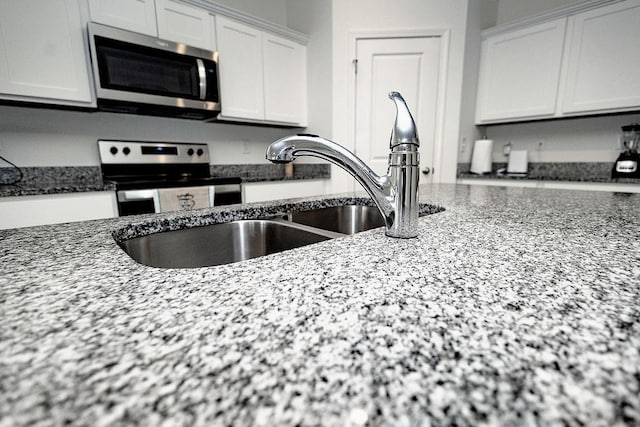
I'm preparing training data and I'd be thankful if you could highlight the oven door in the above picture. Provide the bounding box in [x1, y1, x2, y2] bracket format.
[116, 184, 242, 216]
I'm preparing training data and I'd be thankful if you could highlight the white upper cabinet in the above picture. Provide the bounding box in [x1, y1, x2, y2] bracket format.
[216, 16, 265, 121]
[0, 0, 94, 106]
[476, 0, 640, 124]
[216, 16, 307, 126]
[560, 0, 640, 114]
[263, 33, 307, 125]
[475, 19, 567, 123]
[88, 0, 158, 36]
[155, 0, 216, 51]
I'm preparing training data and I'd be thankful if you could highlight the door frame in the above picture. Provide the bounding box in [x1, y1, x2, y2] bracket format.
[348, 29, 450, 183]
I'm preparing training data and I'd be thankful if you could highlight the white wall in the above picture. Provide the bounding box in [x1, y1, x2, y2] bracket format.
[286, 0, 332, 139]
[330, 0, 471, 190]
[213, 0, 288, 26]
[0, 106, 294, 166]
[457, 0, 498, 165]
[495, 0, 581, 25]
[486, 112, 640, 163]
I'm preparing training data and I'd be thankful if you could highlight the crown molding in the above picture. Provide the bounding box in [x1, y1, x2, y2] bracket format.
[178, 0, 309, 45]
[482, 0, 623, 38]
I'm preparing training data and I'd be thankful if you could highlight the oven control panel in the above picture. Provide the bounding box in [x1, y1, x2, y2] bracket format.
[98, 140, 210, 164]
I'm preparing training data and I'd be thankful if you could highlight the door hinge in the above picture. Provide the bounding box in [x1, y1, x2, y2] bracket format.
[352, 58, 358, 74]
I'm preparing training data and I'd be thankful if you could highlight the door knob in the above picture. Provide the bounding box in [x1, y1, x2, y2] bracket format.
[422, 167, 431, 175]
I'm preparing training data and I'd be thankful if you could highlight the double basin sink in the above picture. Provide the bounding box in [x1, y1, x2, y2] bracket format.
[119, 203, 436, 268]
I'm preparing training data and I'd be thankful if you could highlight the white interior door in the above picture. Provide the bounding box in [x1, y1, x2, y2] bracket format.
[355, 36, 441, 183]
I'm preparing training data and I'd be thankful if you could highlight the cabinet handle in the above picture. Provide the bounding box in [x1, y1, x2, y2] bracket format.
[196, 58, 207, 100]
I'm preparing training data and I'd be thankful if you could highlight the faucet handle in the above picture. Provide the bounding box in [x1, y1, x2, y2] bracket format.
[388, 91, 419, 148]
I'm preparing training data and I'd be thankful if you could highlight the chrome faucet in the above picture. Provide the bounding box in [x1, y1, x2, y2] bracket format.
[266, 91, 420, 238]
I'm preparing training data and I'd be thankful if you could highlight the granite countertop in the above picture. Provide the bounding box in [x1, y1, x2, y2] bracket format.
[1, 184, 639, 426]
[0, 164, 331, 198]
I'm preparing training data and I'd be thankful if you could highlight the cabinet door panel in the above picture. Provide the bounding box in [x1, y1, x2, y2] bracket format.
[561, 0, 640, 113]
[475, 19, 566, 123]
[263, 34, 306, 125]
[216, 16, 264, 120]
[156, 0, 215, 51]
[0, 0, 93, 104]
[88, 0, 158, 36]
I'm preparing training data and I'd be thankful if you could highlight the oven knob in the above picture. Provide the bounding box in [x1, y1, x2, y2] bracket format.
[187, 148, 195, 156]
[123, 147, 131, 155]
[197, 148, 204, 156]
[110, 146, 118, 155]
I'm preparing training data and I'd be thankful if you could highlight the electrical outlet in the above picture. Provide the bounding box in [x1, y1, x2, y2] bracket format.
[460, 137, 467, 154]
[503, 142, 512, 156]
[242, 140, 250, 155]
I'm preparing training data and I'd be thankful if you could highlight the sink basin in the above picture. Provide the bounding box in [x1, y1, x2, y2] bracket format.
[119, 219, 338, 268]
[289, 205, 384, 235]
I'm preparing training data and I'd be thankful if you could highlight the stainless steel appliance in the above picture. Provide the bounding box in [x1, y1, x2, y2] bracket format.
[88, 23, 220, 120]
[613, 123, 640, 179]
[99, 140, 241, 216]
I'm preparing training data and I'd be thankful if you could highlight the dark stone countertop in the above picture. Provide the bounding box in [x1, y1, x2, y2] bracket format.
[0, 164, 331, 197]
[1, 184, 639, 426]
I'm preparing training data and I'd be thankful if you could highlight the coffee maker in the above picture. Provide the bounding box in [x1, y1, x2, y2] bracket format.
[612, 123, 640, 179]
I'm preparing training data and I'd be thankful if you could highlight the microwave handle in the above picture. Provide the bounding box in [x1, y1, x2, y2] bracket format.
[196, 58, 207, 101]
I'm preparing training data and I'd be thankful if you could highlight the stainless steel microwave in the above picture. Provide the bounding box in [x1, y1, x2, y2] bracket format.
[88, 23, 221, 120]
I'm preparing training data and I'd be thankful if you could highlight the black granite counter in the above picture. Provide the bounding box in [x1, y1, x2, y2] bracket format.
[1, 184, 639, 426]
[0, 164, 331, 197]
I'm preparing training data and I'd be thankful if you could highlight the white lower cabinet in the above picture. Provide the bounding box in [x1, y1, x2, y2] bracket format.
[0, 0, 94, 106]
[0, 192, 118, 230]
[457, 179, 640, 194]
[243, 180, 327, 203]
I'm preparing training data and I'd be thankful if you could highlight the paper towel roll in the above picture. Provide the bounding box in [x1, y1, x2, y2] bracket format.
[470, 139, 493, 174]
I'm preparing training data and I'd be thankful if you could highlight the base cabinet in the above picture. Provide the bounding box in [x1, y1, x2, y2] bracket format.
[243, 180, 327, 203]
[0, 192, 118, 230]
[457, 179, 640, 193]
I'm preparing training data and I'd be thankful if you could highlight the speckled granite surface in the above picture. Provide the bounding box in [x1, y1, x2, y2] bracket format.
[1, 184, 639, 426]
[457, 162, 640, 184]
[0, 164, 330, 198]
[0, 166, 115, 196]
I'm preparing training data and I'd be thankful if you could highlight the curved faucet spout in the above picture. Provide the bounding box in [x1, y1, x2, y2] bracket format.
[266, 91, 420, 238]
[266, 134, 395, 220]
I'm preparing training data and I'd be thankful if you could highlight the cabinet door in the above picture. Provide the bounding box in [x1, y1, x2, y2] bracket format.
[216, 16, 265, 121]
[243, 180, 326, 203]
[263, 33, 306, 125]
[0, 0, 93, 105]
[561, 0, 640, 114]
[156, 0, 215, 51]
[475, 19, 567, 123]
[0, 192, 118, 230]
[88, 0, 158, 36]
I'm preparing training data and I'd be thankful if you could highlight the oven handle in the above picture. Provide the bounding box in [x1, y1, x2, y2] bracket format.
[196, 58, 207, 101]
[117, 189, 160, 210]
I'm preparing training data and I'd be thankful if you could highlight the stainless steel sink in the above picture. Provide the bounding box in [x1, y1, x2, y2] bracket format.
[119, 219, 339, 268]
[288, 205, 384, 235]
